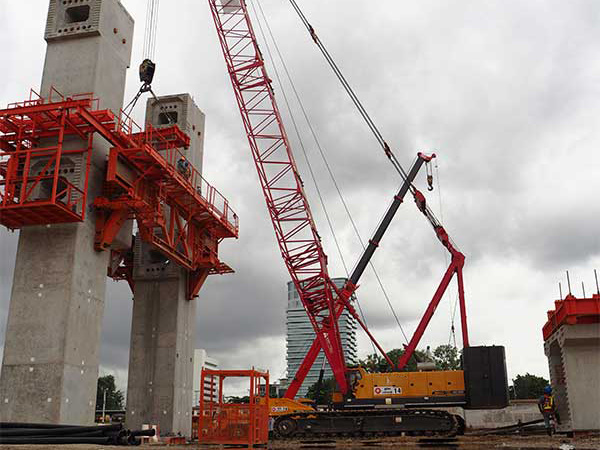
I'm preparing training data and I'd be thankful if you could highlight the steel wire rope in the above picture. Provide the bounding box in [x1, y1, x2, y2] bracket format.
[143, 0, 152, 58]
[248, 0, 377, 356]
[143, 0, 160, 61]
[448, 292, 459, 348]
[252, 2, 408, 353]
[252, 0, 410, 349]
[285, 0, 410, 183]
[125, 0, 172, 121]
[150, 0, 160, 60]
[435, 160, 458, 348]
[285, 0, 458, 256]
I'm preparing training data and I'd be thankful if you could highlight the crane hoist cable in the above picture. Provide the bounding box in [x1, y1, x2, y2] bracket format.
[286, 1, 465, 355]
[139, 0, 159, 89]
[249, 0, 378, 355]
[252, 0, 411, 345]
[123, 0, 175, 125]
[448, 292, 459, 348]
[286, 0, 410, 184]
[143, 0, 160, 62]
[435, 160, 459, 348]
[286, 0, 457, 250]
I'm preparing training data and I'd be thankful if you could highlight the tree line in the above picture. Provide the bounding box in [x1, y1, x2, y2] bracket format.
[94, 357, 550, 409]
[305, 345, 549, 404]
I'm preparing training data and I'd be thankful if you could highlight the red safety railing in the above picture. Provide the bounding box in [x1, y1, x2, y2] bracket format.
[107, 109, 239, 237]
[543, 293, 600, 340]
[199, 369, 269, 447]
[0, 90, 100, 228]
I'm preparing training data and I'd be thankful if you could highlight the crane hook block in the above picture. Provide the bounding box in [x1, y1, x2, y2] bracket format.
[427, 174, 434, 191]
[425, 160, 434, 191]
[139, 59, 156, 85]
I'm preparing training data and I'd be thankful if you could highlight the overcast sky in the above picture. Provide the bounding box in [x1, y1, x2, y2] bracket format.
[1, 0, 599, 395]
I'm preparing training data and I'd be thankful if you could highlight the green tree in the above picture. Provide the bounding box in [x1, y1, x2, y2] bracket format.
[306, 378, 336, 404]
[433, 344, 461, 370]
[512, 373, 549, 399]
[96, 375, 124, 411]
[358, 348, 429, 372]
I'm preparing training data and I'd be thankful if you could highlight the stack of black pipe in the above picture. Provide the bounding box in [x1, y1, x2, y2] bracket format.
[0, 422, 156, 446]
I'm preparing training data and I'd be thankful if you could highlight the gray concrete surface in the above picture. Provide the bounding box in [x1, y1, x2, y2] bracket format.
[125, 95, 206, 437]
[462, 401, 542, 429]
[3, 435, 600, 450]
[545, 322, 600, 433]
[144, 93, 206, 171]
[0, 0, 133, 425]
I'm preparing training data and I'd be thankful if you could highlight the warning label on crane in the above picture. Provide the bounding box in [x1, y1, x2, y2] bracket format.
[271, 406, 289, 413]
[373, 386, 402, 396]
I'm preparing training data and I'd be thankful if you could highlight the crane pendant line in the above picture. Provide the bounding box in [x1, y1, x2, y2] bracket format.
[284, 153, 435, 398]
[209, 0, 349, 393]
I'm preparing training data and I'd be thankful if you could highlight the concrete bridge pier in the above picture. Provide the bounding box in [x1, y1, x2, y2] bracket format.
[0, 0, 133, 425]
[125, 95, 206, 437]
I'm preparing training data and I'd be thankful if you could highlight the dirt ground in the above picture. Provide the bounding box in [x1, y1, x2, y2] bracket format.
[0, 435, 598, 450]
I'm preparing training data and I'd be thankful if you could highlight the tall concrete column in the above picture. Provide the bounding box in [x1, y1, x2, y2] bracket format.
[544, 323, 600, 433]
[125, 95, 205, 437]
[0, 0, 133, 424]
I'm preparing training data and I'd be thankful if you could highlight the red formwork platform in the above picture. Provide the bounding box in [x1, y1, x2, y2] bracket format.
[0, 89, 109, 228]
[199, 369, 269, 447]
[543, 293, 600, 340]
[0, 89, 238, 298]
[94, 113, 238, 271]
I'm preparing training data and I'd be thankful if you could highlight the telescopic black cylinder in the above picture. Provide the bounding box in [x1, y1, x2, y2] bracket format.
[350, 157, 426, 285]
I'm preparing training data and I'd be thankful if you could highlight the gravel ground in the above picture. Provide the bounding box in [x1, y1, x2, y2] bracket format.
[0, 435, 598, 449]
[271, 435, 599, 449]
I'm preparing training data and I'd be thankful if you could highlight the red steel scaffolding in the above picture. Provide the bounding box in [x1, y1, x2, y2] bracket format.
[0, 88, 238, 299]
[199, 369, 270, 446]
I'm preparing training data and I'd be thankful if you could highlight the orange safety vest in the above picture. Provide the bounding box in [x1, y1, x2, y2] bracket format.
[542, 395, 554, 411]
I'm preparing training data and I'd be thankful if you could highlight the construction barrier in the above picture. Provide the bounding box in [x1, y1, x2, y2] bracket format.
[199, 369, 269, 446]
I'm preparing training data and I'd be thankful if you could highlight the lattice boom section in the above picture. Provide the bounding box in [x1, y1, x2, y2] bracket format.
[543, 294, 600, 340]
[209, 0, 347, 391]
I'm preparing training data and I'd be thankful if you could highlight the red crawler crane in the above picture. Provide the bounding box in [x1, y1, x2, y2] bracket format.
[208, 0, 470, 399]
[209, 2, 513, 439]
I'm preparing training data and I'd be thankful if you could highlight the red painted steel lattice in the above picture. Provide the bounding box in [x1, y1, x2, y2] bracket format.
[0, 88, 238, 299]
[209, 0, 348, 394]
[543, 293, 600, 340]
[199, 369, 269, 446]
[0, 89, 105, 228]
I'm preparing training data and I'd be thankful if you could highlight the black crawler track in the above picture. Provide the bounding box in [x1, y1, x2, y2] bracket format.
[273, 408, 463, 439]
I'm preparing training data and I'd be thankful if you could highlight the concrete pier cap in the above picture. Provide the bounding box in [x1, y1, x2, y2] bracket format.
[544, 323, 600, 433]
[543, 292, 600, 433]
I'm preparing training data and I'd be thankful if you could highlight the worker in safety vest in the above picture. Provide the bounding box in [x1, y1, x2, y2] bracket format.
[176, 155, 191, 179]
[538, 386, 558, 436]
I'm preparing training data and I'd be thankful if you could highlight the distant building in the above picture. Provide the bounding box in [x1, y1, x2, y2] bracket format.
[274, 378, 290, 399]
[193, 349, 219, 405]
[286, 278, 358, 398]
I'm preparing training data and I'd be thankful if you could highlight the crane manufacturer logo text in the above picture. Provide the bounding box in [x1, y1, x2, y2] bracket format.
[373, 386, 402, 396]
